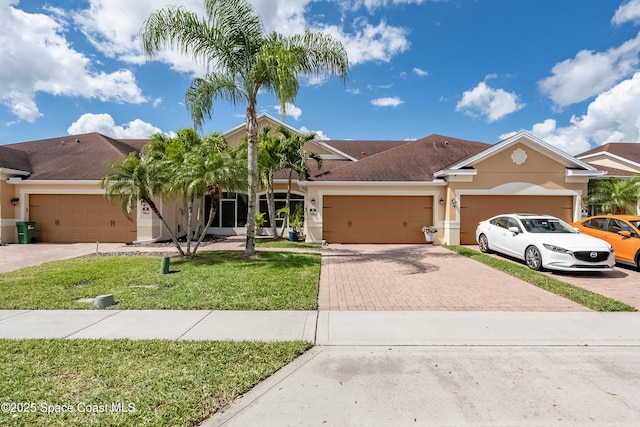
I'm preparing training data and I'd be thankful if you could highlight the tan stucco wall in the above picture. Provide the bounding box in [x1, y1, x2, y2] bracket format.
[0, 178, 18, 243]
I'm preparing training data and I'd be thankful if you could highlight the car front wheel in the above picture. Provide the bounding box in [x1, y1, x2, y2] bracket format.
[525, 246, 543, 270]
[478, 234, 491, 253]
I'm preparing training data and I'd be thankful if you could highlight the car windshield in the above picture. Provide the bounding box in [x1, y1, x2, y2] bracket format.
[521, 218, 576, 234]
[629, 219, 640, 230]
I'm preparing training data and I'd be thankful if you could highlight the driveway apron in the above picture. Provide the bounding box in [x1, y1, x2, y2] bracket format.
[318, 244, 590, 311]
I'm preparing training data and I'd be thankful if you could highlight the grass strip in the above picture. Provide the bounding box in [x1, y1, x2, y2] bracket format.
[0, 251, 320, 310]
[0, 339, 311, 427]
[446, 245, 636, 312]
[249, 238, 322, 249]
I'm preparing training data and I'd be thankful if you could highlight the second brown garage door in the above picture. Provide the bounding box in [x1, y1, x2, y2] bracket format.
[459, 195, 573, 244]
[29, 194, 137, 243]
[323, 195, 433, 243]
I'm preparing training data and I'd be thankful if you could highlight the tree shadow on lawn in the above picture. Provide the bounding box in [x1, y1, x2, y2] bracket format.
[171, 250, 320, 271]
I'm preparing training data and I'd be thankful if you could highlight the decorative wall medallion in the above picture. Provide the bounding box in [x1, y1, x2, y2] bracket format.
[511, 148, 527, 165]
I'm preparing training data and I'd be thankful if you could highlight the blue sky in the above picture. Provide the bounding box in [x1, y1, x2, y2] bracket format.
[2, 0, 640, 155]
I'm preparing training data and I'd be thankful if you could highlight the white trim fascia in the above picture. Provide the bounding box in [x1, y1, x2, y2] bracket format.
[433, 169, 478, 178]
[566, 169, 607, 177]
[578, 151, 640, 171]
[446, 131, 599, 171]
[313, 140, 358, 162]
[0, 168, 30, 177]
[298, 179, 447, 187]
[222, 112, 303, 136]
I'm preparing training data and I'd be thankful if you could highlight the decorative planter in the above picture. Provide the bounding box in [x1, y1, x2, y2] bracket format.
[423, 232, 435, 243]
[289, 231, 300, 242]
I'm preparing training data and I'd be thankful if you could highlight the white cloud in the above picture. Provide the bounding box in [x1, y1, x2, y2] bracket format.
[67, 113, 164, 139]
[0, 2, 146, 122]
[538, 32, 640, 107]
[371, 97, 404, 107]
[300, 126, 330, 140]
[72, 1, 410, 74]
[344, 0, 427, 12]
[413, 67, 428, 77]
[314, 19, 410, 65]
[612, 0, 640, 25]
[274, 103, 303, 120]
[456, 80, 524, 123]
[510, 72, 640, 155]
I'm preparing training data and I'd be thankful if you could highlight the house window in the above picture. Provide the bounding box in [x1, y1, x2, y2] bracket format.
[207, 193, 248, 228]
[259, 193, 304, 228]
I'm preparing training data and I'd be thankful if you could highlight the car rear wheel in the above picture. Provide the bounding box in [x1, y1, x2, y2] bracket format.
[478, 234, 491, 253]
[525, 246, 543, 271]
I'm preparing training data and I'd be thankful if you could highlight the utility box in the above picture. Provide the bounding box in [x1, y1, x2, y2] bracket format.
[16, 221, 36, 244]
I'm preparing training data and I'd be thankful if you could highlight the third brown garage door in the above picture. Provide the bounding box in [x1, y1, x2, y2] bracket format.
[323, 195, 433, 243]
[459, 195, 573, 244]
[29, 194, 137, 243]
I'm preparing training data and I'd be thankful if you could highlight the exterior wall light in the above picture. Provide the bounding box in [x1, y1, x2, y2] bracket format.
[439, 198, 444, 205]
[11, 197, 19, 206]
[451, 198, 458, 208]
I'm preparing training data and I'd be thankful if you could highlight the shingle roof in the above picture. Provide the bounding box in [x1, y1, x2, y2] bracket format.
[322, 140, 409, 160]
[4, 132, 145, 180]
[314, 134, 489, 181]
[0, 145, 31, 173]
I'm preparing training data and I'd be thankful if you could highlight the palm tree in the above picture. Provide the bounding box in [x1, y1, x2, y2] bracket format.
[276, 126, 321, 237]
[142, 0, 348, 254]
[100, 152, 185, 257]
[586, 177, 640, 214]
[146, 128, 248, 256]
[257, 126, 284, 237]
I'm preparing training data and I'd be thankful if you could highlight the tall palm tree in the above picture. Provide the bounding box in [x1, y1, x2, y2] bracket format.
[586, 177, 640, 214]
[101, 152, 185, 257]
[276, 126, 321, 237]
[142, 0, 348, 254]
[257, 126, 284, 237]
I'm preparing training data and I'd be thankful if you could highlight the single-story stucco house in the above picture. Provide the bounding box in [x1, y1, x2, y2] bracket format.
[2, 113, 633, 246]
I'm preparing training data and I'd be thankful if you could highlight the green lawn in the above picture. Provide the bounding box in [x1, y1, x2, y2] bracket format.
[0, 339, 311, 427]
[252, 238, 322, 249]
[0, 251, 320, 310]
[446, 245, 636, 312]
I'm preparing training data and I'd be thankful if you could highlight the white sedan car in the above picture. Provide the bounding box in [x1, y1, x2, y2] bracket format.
[476, 214, 615, 271]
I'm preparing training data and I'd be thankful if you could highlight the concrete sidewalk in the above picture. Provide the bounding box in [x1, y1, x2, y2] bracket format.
[2, 309, 639, 346]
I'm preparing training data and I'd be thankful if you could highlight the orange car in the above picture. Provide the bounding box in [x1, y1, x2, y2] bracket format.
[571, 215, 640, 269]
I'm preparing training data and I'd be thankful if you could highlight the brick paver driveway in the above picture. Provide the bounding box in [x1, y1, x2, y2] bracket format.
[318, 244, 590, 311]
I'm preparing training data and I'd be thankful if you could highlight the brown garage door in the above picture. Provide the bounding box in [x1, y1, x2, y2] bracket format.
[29, 194, 137, 243]
[323, 196, 433, 243]
[459, 195, 573, 244]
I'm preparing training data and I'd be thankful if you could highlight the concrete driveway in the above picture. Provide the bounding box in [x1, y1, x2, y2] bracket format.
[467, 245, 640, 311]
[319, 244, 591, 311]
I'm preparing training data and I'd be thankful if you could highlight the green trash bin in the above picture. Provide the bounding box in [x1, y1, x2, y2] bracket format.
[16, 221, 36, 244]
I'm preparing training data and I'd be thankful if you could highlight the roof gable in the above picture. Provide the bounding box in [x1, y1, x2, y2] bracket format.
[0, 145, 32, 175]
[437, 131, 600, 176]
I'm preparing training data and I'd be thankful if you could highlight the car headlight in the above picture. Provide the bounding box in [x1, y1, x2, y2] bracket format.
[542, 244, 572, 254]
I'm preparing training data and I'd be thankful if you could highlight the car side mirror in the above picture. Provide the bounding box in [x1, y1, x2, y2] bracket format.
[508, 226, 520, 234]
[618, 230, 632, 238]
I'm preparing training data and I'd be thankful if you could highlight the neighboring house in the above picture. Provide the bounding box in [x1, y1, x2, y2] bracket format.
[577, 143, 640, 215]
[0, 113, 606, 245]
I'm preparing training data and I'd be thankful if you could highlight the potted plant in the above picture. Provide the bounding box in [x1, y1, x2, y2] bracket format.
[254, 212, 266, 236]
[422, 225, 437, 243]
[288, 204, 304, 242]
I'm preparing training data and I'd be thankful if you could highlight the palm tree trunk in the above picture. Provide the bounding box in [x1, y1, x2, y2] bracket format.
[246, 106, 258, 255]
[267, 184, 277, 237]
[185, 196, 194, 256]
[193, 186, 220, 254]
[279, 169, 293, 238]
[144, 197, 185, 257]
